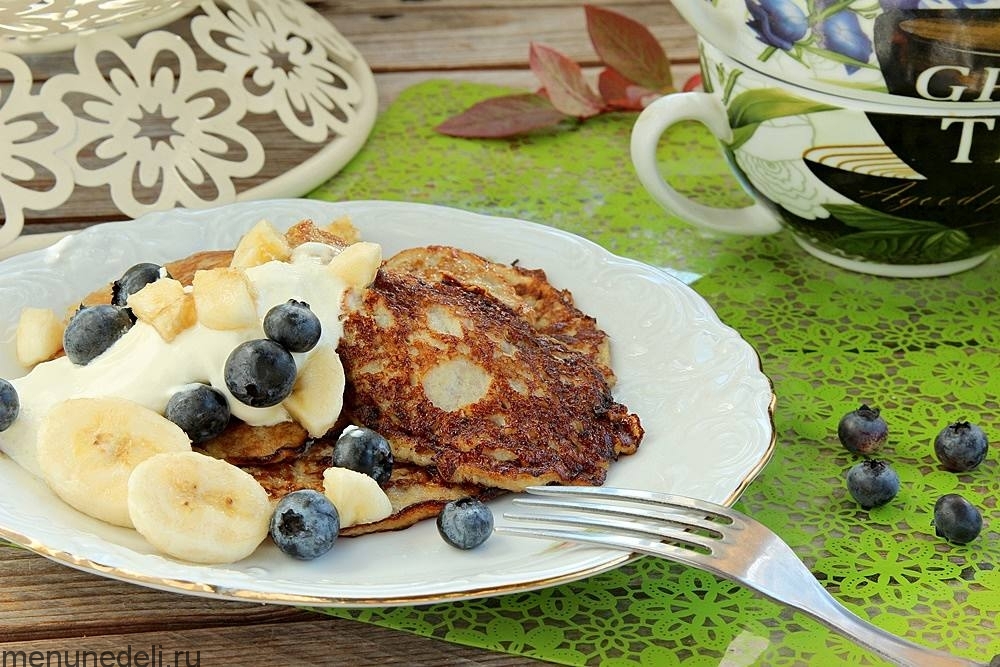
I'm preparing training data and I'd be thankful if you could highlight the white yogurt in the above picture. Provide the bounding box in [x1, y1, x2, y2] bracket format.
[1, 250, 348, 478]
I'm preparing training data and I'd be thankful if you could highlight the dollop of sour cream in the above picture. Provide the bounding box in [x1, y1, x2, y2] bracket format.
[1, 247, 347, 478]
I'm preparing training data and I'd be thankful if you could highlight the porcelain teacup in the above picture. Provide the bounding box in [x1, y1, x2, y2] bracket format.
[630, 39, 1000, 277]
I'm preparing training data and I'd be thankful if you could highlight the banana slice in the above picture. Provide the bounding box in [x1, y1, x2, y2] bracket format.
[191, 267, 258, 330]
[127, 278, 196, 342]
[283, 345, 345, 438]
[128, 451, 271, 563]
[322, 467, 393, 528]
[37, 397, 191, 527]
[325, 216, 361, 244]
[15, 307, 64, 367]
[230, 219, 291, 268]
[328, 242, 382, 289]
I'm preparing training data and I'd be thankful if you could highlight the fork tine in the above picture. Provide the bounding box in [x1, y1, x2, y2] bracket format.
[500, 485, 743, 560]
[510, 496, 727, 538]
[522, 485, 735, 521]
[503, 505, 718, 554]
[495, 524, 716, 568]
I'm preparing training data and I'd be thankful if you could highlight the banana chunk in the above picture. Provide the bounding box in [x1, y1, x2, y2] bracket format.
[230, 219, 291, 269]
[127, 278, 196, 342]
[15, 307, 64, 367]
[322, 467, 393, 528]
[191, 267, 258, 331]
[283, 345, 345, 438]
[328, 242, 382, 289]
[37, 397, 192, 527]
[128, 451, 271, 564]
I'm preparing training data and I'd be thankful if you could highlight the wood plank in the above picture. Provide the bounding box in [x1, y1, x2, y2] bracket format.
[0, 619, 539, 666]
[0, 542, 538, 665]
[315, 4, 699, 71]
[5, 3, 698, 82]
[0, 544, 315, 643]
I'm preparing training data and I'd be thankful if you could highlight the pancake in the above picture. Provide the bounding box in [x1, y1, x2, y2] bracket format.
[198, 420, 312, 466]
[237, 437, 499, 536]
[79, 218, 349, 308]
[79, 250, 232, 309]
[339, 269, 643, 491]
[385, 246, 614, 384]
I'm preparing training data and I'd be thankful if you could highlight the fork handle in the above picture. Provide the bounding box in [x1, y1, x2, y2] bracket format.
[792, 587, 991, 667]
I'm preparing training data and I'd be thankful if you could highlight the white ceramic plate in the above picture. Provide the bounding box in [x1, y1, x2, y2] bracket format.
[0, 200, 775, 606]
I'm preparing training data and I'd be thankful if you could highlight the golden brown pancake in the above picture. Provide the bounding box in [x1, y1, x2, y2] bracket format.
[385, 246, 614, 384]
[198, 420, 311, 466]
[238, 437, 499, 536]
[339, 269, 643, 491]
[77, 250, 232, 309]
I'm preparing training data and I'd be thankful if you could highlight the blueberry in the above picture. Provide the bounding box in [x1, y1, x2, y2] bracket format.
[933, 494, 982, 544]
[333, 425, 393, 486]
[165, 384, 231, 444]
[437, 497, 494, 549]
[837, 404, 888, 456]
[0, 379, 18, 431]
[224, 339, 297, 408]
[112, 262, 169, 307]
[263, 300, 321, 353]
[934, 420, 988, 472]
[63, 304, 133, 365]
[269, 489, 340, 559]
[846, 459, 899, 509]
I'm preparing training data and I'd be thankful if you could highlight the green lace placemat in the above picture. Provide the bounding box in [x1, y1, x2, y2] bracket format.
[309, 80, 755, 276]
[310, 81, 999, 666]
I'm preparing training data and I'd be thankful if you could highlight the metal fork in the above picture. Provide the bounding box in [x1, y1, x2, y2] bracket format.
[498, 486, 993, 667]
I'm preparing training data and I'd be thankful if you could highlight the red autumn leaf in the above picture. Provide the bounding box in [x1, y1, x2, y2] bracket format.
[528, 42, 605, 118]
[682, 73, 703, 92]
[434, 93, 570, 138]
[597, 67, 660, 110]
[597, 67, 631, 105]
[433, 7, 678, 141]
[585, 4, 674, 92]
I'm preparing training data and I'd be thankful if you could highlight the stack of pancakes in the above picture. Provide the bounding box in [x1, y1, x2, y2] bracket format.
[90, 220, 644, 536]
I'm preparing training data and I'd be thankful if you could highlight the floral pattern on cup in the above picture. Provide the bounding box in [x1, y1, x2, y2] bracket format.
[680, 0, 999, 97]
[731, 118, 847, 220]
[746, 0, 874, 75]
[703, 56, 998, 267]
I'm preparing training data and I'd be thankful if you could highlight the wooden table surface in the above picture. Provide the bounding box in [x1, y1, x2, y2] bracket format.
[2, 2, 699, 665]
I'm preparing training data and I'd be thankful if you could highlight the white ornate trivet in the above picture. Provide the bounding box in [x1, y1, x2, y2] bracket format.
[0, 0, 378, 248]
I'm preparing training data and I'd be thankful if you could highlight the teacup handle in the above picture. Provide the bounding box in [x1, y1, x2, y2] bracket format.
[631, 92, 782, 235]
